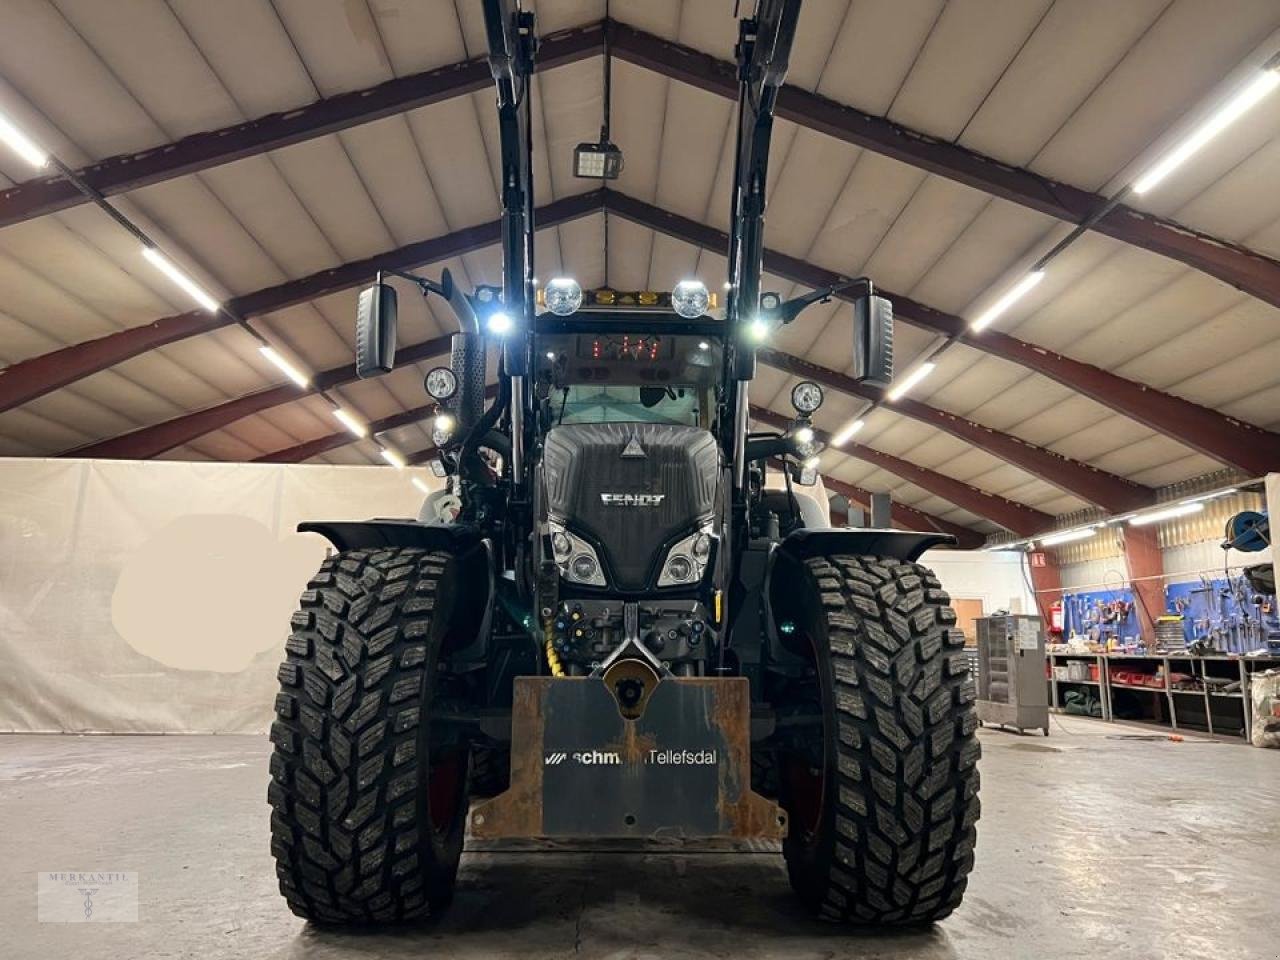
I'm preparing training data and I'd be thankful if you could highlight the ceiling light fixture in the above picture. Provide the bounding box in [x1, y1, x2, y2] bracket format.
[969, 270, 1045, 332]
[1128, 502, 1204, 526]
[1180, 487, 1238, 505]
[142, 246, 220, 312]
[332, 407, 368, 438]
[412, 476, 431, 494]
[380, 447, 406, 469]
[1037, 526, 1098, 547]
[831, 418, 865, 447]
[573, 31, 624, 179]
[0, 110, 48, 168]
[1133, 65, 1280, 194]
[886, 362, 936, 401]
[258, 346, 310, 388]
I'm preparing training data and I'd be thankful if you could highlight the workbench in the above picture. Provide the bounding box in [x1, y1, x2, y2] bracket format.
[1046, 651, 1280, 740]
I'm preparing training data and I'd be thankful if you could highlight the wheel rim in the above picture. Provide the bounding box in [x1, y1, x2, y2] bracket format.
[780, 626, 831, 845]
[427, 747, 466, 838]
[784, 754, 824, 838]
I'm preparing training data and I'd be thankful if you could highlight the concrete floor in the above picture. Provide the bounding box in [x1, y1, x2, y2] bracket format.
[2, 717, 1277, 960]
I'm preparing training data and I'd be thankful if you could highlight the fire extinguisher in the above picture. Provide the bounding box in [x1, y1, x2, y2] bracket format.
[1049, 600, 1064, 634]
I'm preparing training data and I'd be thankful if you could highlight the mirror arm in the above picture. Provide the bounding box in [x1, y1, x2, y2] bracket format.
[378, 267, 480, 334]
[769, 275, 874, 326]
[744, 435, 806, 463]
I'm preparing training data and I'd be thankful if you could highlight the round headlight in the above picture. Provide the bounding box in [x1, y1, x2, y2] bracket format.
[570, 553, 598, 582]
[671, 280, 710, 319]
[665, 555, 694, 582]
[692, 533, 711, 559]
[544, 278, 583, 316]
[791, 380, 824, 414]
[551, 532, 571, 560]
[425, 366, 457, 401]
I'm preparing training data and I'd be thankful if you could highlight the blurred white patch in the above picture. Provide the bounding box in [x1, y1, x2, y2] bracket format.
[111, 515, 326, 672]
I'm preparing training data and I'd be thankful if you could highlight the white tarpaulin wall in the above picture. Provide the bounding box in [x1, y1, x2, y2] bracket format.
[0, 458, 442, 734]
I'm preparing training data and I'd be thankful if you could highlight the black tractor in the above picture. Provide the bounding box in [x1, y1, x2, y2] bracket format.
[267, 0, 979, 928]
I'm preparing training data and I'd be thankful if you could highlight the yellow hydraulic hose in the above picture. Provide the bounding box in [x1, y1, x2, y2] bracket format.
[545, 635, 566, 677]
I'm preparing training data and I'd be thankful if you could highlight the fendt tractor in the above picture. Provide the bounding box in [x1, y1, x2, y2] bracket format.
[267, 0, 980, 929]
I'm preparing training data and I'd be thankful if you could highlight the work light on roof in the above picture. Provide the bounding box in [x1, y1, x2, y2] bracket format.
[544, 278, 583, 316]
[671, 280, 710, 319]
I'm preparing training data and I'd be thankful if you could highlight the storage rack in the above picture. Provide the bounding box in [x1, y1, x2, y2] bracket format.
[1047, 652, 1280, 740]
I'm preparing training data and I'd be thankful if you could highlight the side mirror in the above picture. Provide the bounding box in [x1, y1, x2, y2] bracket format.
[852, 292, 893, 387]
[356, 282, 398, 378]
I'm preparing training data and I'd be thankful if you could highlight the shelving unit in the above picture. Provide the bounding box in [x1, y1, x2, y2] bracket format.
[1047, 652, 1280, 740]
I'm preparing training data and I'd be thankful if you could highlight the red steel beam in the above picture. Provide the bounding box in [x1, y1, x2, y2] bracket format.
[757, 347, 1152, 513]
[607, 191, 1280, 476]
[766, 454, 981, 547]
[261, 383, 500, 464]
[0, 189, 602, 414]
[65, 334, 454, 459]
[254, 404, 436, 464]
[0, 23, 603, 228]
[607, 21, 1280, 310]
[819, 473, 984, 550]
[751, 405, 1052, 537]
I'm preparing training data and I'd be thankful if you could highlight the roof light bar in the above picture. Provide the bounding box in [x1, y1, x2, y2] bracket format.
[0, 110, 48, 168]
[969, 271, 1045, 332]
[380, 447, 406, 469]
[886, 362, 936, 401]
[1128, 502, 1204, 526]
[258, 346, 310, 388]
[1133, 67, 1280, 194]
[831, 418, 865, 447]
[332, 407, 368, 438]
[142, 246, 220, 312]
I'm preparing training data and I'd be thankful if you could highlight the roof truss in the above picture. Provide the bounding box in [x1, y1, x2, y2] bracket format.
[2, 20, 1276, 313]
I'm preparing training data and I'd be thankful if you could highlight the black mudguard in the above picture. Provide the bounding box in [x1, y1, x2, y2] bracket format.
[298, 519, 486, 554]
[778, 527, 956, 563]
[298, 520, 494, 657]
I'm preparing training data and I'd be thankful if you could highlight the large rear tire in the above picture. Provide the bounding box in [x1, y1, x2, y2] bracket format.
[773, 554, 980, 925]
[268, 547, 471, 924]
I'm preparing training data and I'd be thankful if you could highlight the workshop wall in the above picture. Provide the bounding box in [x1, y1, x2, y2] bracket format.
[921, 549, 1037, 619]
[0, 458, 442, 734]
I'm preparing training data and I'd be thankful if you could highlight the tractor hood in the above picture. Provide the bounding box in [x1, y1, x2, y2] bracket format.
[541, 423, 720, 590]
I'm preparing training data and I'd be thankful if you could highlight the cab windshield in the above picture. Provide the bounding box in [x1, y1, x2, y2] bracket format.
[537, 328, 722, 430]
[556, 384, 703, 427]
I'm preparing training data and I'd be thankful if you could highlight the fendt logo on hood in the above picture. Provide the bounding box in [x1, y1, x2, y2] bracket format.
[600, 493, 665, 507]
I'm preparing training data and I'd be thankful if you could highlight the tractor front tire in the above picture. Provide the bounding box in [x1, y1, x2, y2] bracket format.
[774, 554, 980, 925]
[268, 547, 471, 924]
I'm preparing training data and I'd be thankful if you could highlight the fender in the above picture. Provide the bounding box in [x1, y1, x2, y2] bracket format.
[777, 527, 957, 564]
[298, 518, 487, 554]
[299, 519, 495, 659]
